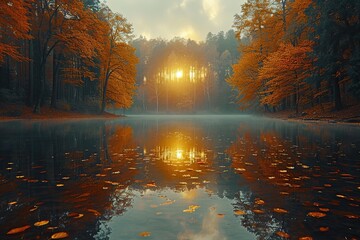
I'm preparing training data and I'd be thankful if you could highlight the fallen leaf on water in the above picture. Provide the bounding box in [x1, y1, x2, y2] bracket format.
[30, 206, 38, 212]
[217, 213, 225, 218]
[273, 208, 288, 214]
[336, 194, 346, 199]
[345, 214, 359, 219]
[160, 200, 175, 206]
[8, 201, 17, 205]
[276, 231, 290, 238]
[234, 210, 246, 215]
[51, 232, 69, 239]
[139, 231, 151, 237]
[7, 225, 31, 235]
[183, 205, 200, 213]
[34, 220, 49, 227]
[299, 237, 313, 240]
[56, 184, 64, 187]
[47, 226, 58, 230]
[255, 199, 265, 205]
[234, 168, 246, 172]
[307, 212, 326, 218]
[319, 208, 330, 212]
[146, 182, 156, 187]
[68, 212, 79, 217]
[88, 209, 101, 216]
[253, 209, 264, 214]
[74, 214, 84, 219]
[319, 227, 329, 232]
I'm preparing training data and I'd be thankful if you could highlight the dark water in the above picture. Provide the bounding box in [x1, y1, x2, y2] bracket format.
[0, 115, 359, 240]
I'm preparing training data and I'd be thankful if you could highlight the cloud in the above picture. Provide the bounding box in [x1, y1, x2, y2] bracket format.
[202, 0, 220, 21]
[106, 0, 246, 41]
[178, 207, 226, 240]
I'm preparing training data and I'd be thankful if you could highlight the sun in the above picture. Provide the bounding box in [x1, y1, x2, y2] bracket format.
[176, 70, 183, 79]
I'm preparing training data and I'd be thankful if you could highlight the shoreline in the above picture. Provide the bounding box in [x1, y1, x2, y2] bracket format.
[0, 105, 122, 122]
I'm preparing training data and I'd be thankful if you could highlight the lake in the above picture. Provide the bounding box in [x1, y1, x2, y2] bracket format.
[0, 115, 359, 239]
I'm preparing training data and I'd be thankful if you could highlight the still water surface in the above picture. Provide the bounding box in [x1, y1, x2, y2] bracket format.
[0, 115, 359, 239]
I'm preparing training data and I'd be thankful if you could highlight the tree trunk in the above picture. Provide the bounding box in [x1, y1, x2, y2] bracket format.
[50, 50, 58, 108]
[334, 77, 342, 110]
[100, 74, 110, 113]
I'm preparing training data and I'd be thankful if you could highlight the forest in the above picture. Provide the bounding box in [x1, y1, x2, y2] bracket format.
[0, 0, 137, 115]
[228, 0, 360, 115]
[130, 31, 239, 113]
[0, 0, 359, 116]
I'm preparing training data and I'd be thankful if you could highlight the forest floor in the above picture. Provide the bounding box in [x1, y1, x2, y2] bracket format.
[264, 103, 360, 125]
[0, 104, 120, 121]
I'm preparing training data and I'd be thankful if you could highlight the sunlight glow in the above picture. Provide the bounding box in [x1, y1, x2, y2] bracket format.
[176, 149, 183, 159]
[176, 70, 183, 79]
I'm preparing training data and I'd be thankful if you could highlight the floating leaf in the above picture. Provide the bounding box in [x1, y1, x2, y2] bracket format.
[307, 212, 326, 218]
[47, 226, 58, 230]
[30, 206, 38, 212]
[255, 199, 265, 205]
[273, 208, 288, 214]
[234, 210, 246, 215]
[139, 231, 151, 237]
[87, 209, 101, 216]
[276, 231, 290, 238]
[34, 220, 49, 227]
[345, 214, 359, 219]
[160, 200, 175, 206]
[319, 208, 330, 212]
[336, 194, 346, 199]
[8, 201, 17, 205]
[299, 237, 313, 240]
[7, 225, 30, 235]
[217, 213, 225, 218]
[183, 205, 200, 213]
[74, 214, 84, 219]
[319, 227, 329, 232]
[146, 182, 156, 187]
[253, 209, 265, 214]
[51, 232, 69, 239]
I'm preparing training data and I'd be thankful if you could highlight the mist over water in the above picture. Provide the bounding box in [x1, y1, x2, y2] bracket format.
[0, 115, 359, 239]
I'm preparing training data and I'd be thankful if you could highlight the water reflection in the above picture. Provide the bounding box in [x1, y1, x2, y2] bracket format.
[0, 116, 359, 239]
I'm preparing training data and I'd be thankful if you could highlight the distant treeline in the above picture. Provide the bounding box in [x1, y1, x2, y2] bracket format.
[130, 30, 240, 113]
[0, 0, 137, 114]
[228, 0, 360, 113]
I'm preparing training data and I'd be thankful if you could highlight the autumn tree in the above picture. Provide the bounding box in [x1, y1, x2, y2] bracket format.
[0, 0, 32, 63]
[259, 41, 313, 113]
[29, 0, 102, 112]
[98, 9, 137, 113]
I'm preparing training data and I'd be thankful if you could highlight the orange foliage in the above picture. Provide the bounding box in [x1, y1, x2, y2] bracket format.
[98, 10, 138, 111]
[227, 52, 263, 109]
[0, 0, 32, 62]
[259, 41, 313, 106]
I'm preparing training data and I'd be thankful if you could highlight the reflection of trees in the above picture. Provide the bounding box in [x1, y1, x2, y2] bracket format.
[226, 122, 360, 239]
[0, 121, 136, 239]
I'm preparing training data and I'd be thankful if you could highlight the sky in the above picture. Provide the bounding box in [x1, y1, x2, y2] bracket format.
[106, 0, 246, 42]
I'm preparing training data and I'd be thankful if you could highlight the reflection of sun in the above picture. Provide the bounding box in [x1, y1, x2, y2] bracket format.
[176, 149, 183, 159]
[176, 70, 183, 79]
